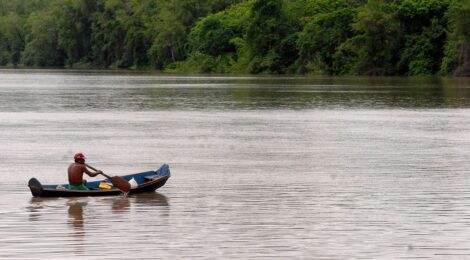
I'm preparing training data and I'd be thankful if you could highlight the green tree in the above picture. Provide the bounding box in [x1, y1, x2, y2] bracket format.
[22, 10, 65, 66]
[398, 18, 446, 75]
[245, 0, 297, 73]
[296, 6, 357, 74]
[54, 0, 96, 67]
[189, 15, 239, 56]
[148, 8, 185, 69]
[396, 0, 449, 75]
[148, 0, 213, 69]
[343, 0, 402, 75]
[118, 0, 158, 68]
[91, 0, 127, 68]
[441, 0, 470, 76]
[207, 0, 243, 13]
[0, 13, 25, 65]
[179, 1, 252, 73]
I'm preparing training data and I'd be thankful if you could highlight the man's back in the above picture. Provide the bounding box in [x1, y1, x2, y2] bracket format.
[68, 163, 85, 186]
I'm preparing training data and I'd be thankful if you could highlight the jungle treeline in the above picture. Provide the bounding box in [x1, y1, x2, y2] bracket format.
[0, 0, 469, 76]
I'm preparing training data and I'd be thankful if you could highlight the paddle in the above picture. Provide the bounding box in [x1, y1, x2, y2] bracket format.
[85, 164, 131, 193]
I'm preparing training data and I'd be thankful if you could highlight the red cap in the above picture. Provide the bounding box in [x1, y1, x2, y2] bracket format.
[74, 153, 86, 160]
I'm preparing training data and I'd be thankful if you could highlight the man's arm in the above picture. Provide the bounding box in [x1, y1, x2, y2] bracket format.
[84, 166, 102, 177]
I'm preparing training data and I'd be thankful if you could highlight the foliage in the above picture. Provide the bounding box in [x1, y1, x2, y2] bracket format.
[0, 14, 25, 65]
[396, 0, 449, 75]
[55, 0, 96, 67]
[296, 6, 358, 74]
[398, 18, 446, 75]
[245, 0, 298, 73]
[347, 0, 402, 75]
[441, 0, 470, 76]
[181, 1, 252, 73]
[0, 0, 466, 76]
[22, 9, 65, 66]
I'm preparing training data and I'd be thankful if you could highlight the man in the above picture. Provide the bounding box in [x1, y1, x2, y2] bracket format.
[68, 153, 103, 190]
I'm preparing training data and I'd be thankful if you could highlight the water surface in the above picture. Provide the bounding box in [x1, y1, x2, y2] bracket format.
[1, 70, 470, 259]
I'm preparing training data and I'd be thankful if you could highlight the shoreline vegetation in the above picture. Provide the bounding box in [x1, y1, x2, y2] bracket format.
[0, 0, 469, 76]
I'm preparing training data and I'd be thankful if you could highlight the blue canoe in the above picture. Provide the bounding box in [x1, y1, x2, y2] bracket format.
[28, 164, 170, 197]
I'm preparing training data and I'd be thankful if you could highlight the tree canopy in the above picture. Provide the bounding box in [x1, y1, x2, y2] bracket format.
[0, 0, 469, 76]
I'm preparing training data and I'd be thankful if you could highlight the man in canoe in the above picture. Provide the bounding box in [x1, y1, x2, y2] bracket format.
[68, 153, 102, 190]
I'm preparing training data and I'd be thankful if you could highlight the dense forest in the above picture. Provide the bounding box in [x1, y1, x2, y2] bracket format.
[0, 0, 469, 76]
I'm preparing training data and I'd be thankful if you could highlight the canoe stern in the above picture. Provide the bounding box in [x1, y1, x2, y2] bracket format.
[28, 178, 44, 197]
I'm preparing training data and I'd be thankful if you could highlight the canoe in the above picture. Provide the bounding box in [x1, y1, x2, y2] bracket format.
[28, 164, 170, 197]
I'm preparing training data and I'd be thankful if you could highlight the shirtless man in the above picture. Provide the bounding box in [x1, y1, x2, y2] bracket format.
[68, 153, 102, 190]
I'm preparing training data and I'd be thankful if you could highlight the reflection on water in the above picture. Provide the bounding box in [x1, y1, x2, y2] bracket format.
[9, 192, 171, 259]
[66, 199, 87, 257]
[111, 197, 130, 212]
[67, 199, 87, 236]
[1, 70, 470, 111]
[133, 192, 169, 206]
[2, 70, 470, 259]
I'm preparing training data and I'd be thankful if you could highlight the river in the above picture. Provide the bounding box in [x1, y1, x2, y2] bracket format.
[1, 69, 470, 259]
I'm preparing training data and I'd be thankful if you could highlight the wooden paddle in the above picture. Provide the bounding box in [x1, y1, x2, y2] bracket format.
[85, 164, 131, 193]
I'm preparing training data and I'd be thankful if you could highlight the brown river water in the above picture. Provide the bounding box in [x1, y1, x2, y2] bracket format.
[1, 70, 470, 259]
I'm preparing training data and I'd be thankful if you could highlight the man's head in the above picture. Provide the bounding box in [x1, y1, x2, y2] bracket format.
[74, 153, 86, 163]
